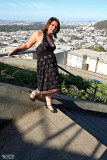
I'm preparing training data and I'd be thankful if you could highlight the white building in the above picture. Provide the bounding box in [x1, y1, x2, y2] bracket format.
[67, 53, 84, 69]
[97, 60, 107, 75]
[67, 49, 107, 76]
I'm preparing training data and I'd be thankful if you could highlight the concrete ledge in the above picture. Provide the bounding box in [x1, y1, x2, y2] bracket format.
[53, 95, 107, 113]
[0, 81, 107, 127]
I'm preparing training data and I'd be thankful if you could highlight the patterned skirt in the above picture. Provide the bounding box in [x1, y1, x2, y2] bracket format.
[37, 53, 61, 94]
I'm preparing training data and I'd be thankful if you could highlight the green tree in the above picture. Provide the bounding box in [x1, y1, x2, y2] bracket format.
[71, 35, 83, 40]
[88, 45, 106, 52]
[13, 39, 18, 43]
[59, 38, 65, 43]
[97, 45, 106, 52]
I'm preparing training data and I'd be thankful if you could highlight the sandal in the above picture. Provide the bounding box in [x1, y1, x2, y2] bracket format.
[45, 103, 57, 113]
[29, 90, 37, 102]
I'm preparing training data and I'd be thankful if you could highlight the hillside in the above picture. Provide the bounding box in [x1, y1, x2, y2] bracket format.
[0, 22, 44, 32]
[94, 20, 107, 30]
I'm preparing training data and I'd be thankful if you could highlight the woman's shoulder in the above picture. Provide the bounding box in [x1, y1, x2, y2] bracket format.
[30, 30, 43, 42]
[33, 30, 43, 37]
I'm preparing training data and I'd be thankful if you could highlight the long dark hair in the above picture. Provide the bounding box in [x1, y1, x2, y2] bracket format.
[42, 17, 60, 38]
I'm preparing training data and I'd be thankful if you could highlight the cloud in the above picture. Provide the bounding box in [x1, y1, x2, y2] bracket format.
[34, 3, 43, 9]
[7, 2, 16, 7]
[33, 2, 51, 9]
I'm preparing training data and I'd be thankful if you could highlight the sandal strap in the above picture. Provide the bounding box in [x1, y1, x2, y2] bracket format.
[31, 92, 36, 96]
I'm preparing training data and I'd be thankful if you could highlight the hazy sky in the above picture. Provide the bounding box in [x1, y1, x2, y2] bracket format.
[0, 0, 107, 22]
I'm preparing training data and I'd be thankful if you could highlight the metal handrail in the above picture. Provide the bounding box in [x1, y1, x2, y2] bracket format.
[58, 65, 107, 102]
[0, 50, 107, 102]
[0, 50, 35, 57]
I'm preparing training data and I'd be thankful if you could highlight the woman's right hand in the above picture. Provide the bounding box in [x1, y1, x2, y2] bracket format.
[6, 48, 16, 56]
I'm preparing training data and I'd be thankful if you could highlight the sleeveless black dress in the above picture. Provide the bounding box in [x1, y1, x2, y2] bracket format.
[36, 32, 61, 93]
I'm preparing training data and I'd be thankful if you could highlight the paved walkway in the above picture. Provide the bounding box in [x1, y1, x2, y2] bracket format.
[0, 82, 107, 160]
[0, 106, 107, 160]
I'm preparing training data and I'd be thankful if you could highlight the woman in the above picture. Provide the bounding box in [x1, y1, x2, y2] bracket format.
[7, 17, 61, 113]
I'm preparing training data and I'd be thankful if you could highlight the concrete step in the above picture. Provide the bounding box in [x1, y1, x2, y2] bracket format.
[53, 95, 107, 113]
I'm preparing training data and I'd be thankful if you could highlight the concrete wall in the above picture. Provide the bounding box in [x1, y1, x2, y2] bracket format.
[55, 51, 68, 65]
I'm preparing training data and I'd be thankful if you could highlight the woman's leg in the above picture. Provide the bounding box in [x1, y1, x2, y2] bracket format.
[29, 89, 57, 112]
[30, 88, 60, 102]
[45, 95, 54, 111]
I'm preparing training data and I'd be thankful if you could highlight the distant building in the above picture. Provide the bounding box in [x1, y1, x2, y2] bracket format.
[67, 49, 107, 76]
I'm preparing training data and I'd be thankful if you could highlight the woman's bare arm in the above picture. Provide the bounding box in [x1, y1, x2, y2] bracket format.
[7, 31, 38, 56]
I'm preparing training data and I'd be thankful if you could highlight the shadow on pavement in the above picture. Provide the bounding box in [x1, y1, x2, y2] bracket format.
[0, 118, 100, 160]
[52, 98, 107, 147]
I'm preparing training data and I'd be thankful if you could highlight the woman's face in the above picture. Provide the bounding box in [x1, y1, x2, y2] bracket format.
[47, 21, 58, 35]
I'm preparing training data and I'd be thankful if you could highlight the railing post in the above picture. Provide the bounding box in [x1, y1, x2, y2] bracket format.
[93, 87, 97, 102]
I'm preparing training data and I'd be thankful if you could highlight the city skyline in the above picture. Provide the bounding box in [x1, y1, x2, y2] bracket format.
[0, 0, 107, 22]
